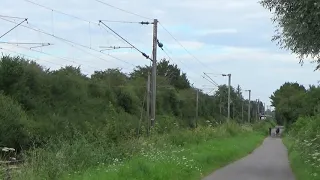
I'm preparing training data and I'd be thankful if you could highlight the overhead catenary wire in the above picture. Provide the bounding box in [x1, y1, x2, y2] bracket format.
[30, 43, 53, 49]
[23, 0, 99, 25]
[0, 17, 136, 67]
[156, 38, 208, 86]
[22, 0, 127, 46]
[2, 43, 102, 71]
[22, 0, 138, 65]
[0, 15, 27, 20]
[0, 42, 52, 45]
[23, 0, 147, 51]
[93, 0, 152, 20]
[2, 43, 131, 73]
[160, 42, 202, 80]
[0, 18, 28, 39]
[4, 1, 218, 95]
[0, 46, 66, 67]
[99, 20, 152, 61]
[202, 75, 219, 87]
[99, 20, 152, 25]
[203, 73, 219, 87]
[158, 21, 222, 74]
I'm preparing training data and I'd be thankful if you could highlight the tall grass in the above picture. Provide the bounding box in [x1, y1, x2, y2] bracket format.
[13, 121, 270, 180]
[63, 133, 263, 180]
[284, 116, 320, 180]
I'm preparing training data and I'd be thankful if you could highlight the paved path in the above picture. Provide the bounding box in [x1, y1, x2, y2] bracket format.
[203, 137, 295, 180]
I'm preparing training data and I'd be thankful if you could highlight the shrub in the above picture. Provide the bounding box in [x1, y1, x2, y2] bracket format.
[287, 115, 320, 178]
[0, 93, 31, 150]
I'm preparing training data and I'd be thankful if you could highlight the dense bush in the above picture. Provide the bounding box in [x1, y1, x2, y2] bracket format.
[271, 82, 320, 179]
[271, 82, 320, 125]
[0, 55, 264, 151]
[0, 93, 31, 149]
[286, 116, 320, 179]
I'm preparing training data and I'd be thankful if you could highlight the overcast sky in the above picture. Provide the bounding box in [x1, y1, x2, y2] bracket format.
[0, 0, 319, 108]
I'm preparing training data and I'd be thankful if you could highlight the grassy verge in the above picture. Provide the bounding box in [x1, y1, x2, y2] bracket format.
[13, 122, 270, 180]
[62, 132, 264, 180]
[283, 137, 320, 180]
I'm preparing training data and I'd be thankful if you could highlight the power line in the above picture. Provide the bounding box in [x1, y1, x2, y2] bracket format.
[99, 20, 152, 61]
[98, 23, 132, 46]
[0, 42, 53, 49]
[203, 73, 219, 87]
[22, 0, 130, 48]
[22, 0, 147, 55]
[2, 43, 101, 71]
[0, 17, 136, 67]
[160, 42, 202, 81]
[0, 15, 26, 20]
[22, 0, 139, 57]
[202, 75, 219, 87]
[158, 21, 221, 74]
[0, 18, 28, 39]
[0, 46, 67, 67]
[22, 0, 98, 25]
[99, 20, 152, 25]
[99, 46, 133, 52]
[157, 39, 210, 86]
[93, 0, 152, 20]
[0, 42, 51, 45]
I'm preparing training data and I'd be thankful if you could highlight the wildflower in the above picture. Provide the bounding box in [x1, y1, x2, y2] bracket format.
[1, 147, 15, 152]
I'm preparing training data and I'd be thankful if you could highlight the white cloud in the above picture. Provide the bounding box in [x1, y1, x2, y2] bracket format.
[196, 29, 238, 35]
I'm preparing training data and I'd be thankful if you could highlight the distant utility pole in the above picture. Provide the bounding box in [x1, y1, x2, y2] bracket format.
[222, 74, 231, 122]
[245, 90, 251, 123]
[195, 89, 199, 128]
[150, 19, 158, 127]
[146, 73, 151, 135]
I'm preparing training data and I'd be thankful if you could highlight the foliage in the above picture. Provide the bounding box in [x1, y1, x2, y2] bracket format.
[271, 82, 320, 179]
[0, 93, 31, 149]
[284, 116, 320, 180]
[270, 82, 320, 125]
[0, 53, 273, 179]
[14, 123, 265, 180]
[0, 55, 264, 151]
[260, 0, 320, 69]
[63, 133, 263, 180]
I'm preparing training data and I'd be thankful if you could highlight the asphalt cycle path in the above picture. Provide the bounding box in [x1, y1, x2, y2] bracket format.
[203, 137, 295, 180]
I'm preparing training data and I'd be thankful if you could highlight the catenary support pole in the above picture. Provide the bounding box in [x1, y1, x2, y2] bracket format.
[151, 19, 158, 127]
[147, 72, 151, 135]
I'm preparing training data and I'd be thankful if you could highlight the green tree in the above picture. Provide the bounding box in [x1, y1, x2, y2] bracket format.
[270, 82, 307, 125]
[130, 59, 190, 89]
[0, 93, 32, 149]
[260, 0, 320, 69]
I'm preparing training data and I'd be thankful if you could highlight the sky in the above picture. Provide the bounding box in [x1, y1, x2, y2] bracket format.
[0, 0, 319, 109]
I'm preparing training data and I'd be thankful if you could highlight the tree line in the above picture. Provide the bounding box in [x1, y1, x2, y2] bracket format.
[0, 55, 264, 150]
[270, 82, 320, 126]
